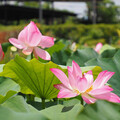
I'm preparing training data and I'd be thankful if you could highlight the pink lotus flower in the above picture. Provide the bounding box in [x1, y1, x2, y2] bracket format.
[50, 61, 120, 104]
[94, 43, 103, 53]
[9, 21, 54, 60]
[0, 44, 4, 61]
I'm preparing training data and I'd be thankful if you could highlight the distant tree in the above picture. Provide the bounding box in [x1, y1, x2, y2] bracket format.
[24, 2, 52, 10]
[87, 0, 120, 23]
[43, 2, 51, 9]
[24, 2, 39, 8]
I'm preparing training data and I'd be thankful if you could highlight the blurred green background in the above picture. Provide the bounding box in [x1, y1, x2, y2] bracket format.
[0, 0, 120, 48]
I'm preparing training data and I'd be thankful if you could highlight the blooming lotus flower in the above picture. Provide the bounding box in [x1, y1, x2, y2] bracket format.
[0, 44, 4, 61]
[94, 43, 103, 53]
[9, 21, 54, 60]
[50, 61, 120, 104]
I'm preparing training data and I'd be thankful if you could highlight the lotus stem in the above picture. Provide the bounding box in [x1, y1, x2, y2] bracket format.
[81, 97, 84, 105]
[31, 52, 33, 59]
[42, 98, 45, 109]
[26, 94, 35, 102]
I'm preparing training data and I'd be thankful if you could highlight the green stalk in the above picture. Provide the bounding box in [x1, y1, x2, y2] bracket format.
[30, 95, 35, 101]
[31, 52, 33, 59]
[53, 98, 59, 104]
[81, 97, 84, 105]
[42, 98, 45, 109]
[57, 99, 60, 104]
[26, 94, 35, 102]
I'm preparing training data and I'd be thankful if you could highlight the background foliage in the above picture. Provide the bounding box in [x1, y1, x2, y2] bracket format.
[0, 24, 120, 47]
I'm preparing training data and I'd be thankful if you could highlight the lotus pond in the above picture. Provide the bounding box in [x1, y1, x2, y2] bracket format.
[0, 22, 120, 120]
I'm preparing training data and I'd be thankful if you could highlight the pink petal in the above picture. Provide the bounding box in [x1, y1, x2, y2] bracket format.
[0, 44, 4, 61]
[28, 32, 42, 47]
[28, 21, 42, 45]
[22, 47, 33, 55]
[57, 88, 78, 98]
[77, 77, 88, 92]
[23, 21, 42, 47]
[34, 47, 50, 60]
[67, 66, 78, 89]
[50, 68, 70, 88]
[28, 21, 40, 34]
[72, 60, 82, 78]
[82, 93, 97, 104]
[0, 44, 2, 54]
[18, 26, 28, 43]
[90, 86, 113, 95]
[67, 66, 73, 73]
[9, 38, 24, 49]
[54, 83, 70, 91]
[39, 36, 54, 48]
[94, 42, 103, 53]
[93, 92, 120, 103]
[84, 70, 93, 88]
[93, 71, 115, 89]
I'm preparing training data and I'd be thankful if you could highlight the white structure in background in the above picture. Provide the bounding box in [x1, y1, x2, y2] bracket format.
[113, 0, 120, 5]
[54, 2, 88, 18]
[0, 0, 119, 23]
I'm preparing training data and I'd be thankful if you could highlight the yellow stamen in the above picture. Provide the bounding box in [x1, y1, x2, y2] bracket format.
[85, 85, 93, 93]
[73, 89, 80, 95]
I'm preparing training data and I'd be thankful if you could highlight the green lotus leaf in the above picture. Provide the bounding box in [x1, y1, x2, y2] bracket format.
[0, 56, 67, 99]
[86, 49, 120, 96]
[67, 48, 98, 66]
[0, 77, 20, 104]
[77, 100, 120, 120]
